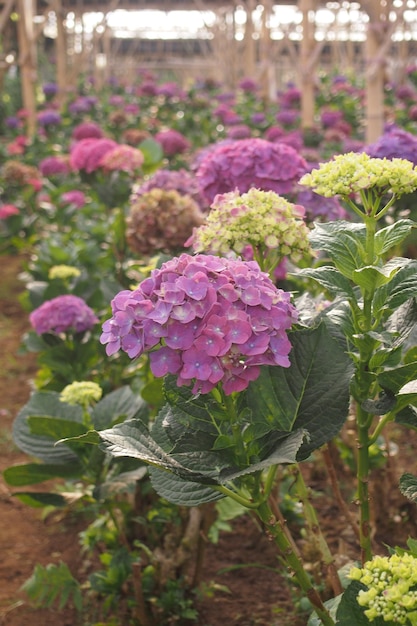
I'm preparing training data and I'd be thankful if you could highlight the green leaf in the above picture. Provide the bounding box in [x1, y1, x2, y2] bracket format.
[377, 362, 417, 393]
[395, 406, 417, 429]
[3, 462, 83, 486]
[336, 580, 386, 625]
[28, 416, 88, 440]
[373, 260, 417, 313]
[244, 324, 353, 458]
[399, 472, 417, 503]
[13, 492, 69, 508]
[352, 264, 399, 292]
[297, 266, 356, 299]
[149, 467, 224, 506]
[374, 219, 416, 255]
[22, 562, 82, 611]
[308, 221, 367, 279]
[12, 392, 83, 464]
[138, 138, 164, 173]
[94, 467, 148, 500]
[90, 386, 147, 430]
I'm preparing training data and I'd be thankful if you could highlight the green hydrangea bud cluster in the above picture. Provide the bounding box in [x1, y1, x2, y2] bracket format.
[48, 265, 81, 280]
[299, 152, 417, 199]
[349, 553, 417, 624]
[189, 188, 312, 265]
[60, 381, 102, 408]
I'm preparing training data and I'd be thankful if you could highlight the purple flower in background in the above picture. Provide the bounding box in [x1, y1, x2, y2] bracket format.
[364, 127, 417, 165]
[70, 137, 118, 173]
[60, 190, 86, 208]
[5, 116, 21, 129]
[68, 97, 96, 114]
[278, 86, 301, 109]
[154, 129, 191, 156]
[250, 112, 266, 125]
[37, 109, 62, 127]
[39, 156, 70, 176]
[238, 78, 259, 93]
[72, 122, 103, 141]
[264, 125, 285, 142]
[42, 82, 58, 98]
[275, 110, 300, 127]
[227, 124, 252, 140]
[138, 81, 159, 97]
[131, 168, 206, 209]
[196, 137, 308, 205]
[100, 254, 298, 395]
[295, 188, 349, 222]
[320, 109, 344, 129]
[30, 295, 98, 335]
[213, 104, 242, 125]
[108, 95, 125, 106]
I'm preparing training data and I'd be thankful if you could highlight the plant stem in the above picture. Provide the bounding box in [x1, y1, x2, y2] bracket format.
[255, 500, 336, 626]
[292, 465, 343, 596]
[356, 404, 373, 564]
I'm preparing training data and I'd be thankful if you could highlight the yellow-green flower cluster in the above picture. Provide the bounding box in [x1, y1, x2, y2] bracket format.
[349, 553, 417, 624]
[48, 265, 81, 280]
[189, 188, 312, 264]
[299, 152, 417, 198]
[60, 381, 102, 408]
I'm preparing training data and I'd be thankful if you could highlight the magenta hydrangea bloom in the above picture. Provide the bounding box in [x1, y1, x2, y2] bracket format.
[60, 190, 86, 208]
[70, 138, 118, 173]
[39, 156, 70, 176]
[154, 129, 191, 156]
[196, 138, 308, 205]
[100, 254, 298, 395]
[30, 295, 98, 335]
[72, 122, 103, 141]
[0, 204, 19, 219]
[131, 168, 206, 210]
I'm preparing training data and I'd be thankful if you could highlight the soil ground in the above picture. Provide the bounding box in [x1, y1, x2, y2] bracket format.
[1, 254, 417, 626]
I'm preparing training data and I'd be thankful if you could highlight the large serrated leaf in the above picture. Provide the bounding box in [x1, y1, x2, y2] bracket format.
[3, 462, 83, 487]
[336, 580, 386, 625]
[90, 386, 146, 430]
[373, 260, 417, 313]
[244, 324, 353, 458]
[374, 219, 416, 255]
[353, 264, 398, 292]
[377, 362, 417, 394]
[149, 467, 224, 506]
[309, 221, 366, 279]
[399, 473, 417, 503]
[297, 266, 355, 299]
[12, 392, 83, 463]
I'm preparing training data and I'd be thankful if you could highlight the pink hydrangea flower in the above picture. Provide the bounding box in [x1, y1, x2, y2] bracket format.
[99, 144, 144, 173]
[196, 138, 308, 205]
[30, 295, 98, 335]
[154, 129, 191, 156]
[100, 254, 298, 395]
[69, 138, 118, 173]
[72, 122, 103, 140]
[0, 204, 20, 219]
[60, 190, 86, 208]
[39, 156, 70, 176]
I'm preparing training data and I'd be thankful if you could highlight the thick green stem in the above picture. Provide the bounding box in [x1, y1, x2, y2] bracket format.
[255, 500, 336, 626]
[356, 404, 373, 565]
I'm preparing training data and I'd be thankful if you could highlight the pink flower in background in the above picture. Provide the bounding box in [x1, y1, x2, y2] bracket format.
[100, 253, 298, 395]
[196, 138, 308, 205]
[30, 295, 98, 335]
[60, 190, 86, 208]
[39, 156, 70, 176]
[72, 122, 103, 141]
[70, 138, 118, 173]
[226, 125, 252, 140]
[99, 144, 144, 173]
[154, 129, 191, 156]
[0, 204, 20, 219]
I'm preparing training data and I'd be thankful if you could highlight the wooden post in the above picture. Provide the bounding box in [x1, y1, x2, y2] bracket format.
[243, 0, 256, 79]
[16, 0, 37, 137]
[299, 0, 316, 130]
[51, 0, 67, 106]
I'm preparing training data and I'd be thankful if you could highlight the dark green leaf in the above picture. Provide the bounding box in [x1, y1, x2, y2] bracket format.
[336, 581, 386, 625]
[377, 362, 417, 394]
[12, 392, 83, 463]
[3, 462, 82, 486]
[374, 219, 416, 255]
[90, 386, 146, 430]
[297, 267, 355, 299]
[308, 221, 367, 279]
[149, 467, 224, 506]
[395, 406, 417, 429]
[13, 492, 69, 508]
[373, 260, 417, 313]
[28, 416, 87, 440]
[399, 473, 417, 503]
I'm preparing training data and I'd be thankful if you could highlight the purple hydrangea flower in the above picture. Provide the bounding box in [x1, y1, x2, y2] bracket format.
[275, 110, 300, 127]
[72, 122, 103, 141]
[196, 138, 308, 205]
[238, 77, 259, 93]
[131, 168, 206, 210]
[226, 124, 252, 140]
[42, 82, 58, 97]
[154, 129, 191, 156]
[5, 116, 21, 129]
[364, 127, 417, 165]
[60, 190, 86, 208]
[39, 156, 70, 176]
[30, 295, 98, 335]
[100, 254, 298, 395]
[37, 109, 62, 127]
[295, 188, 349, 222]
